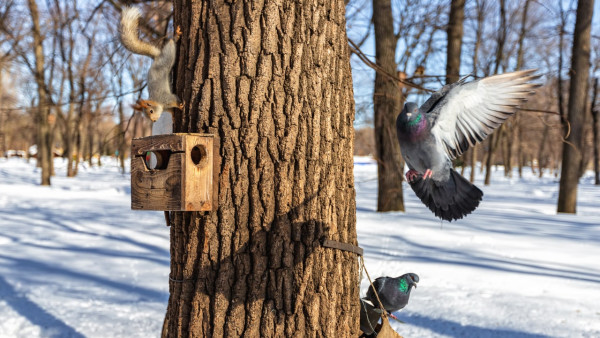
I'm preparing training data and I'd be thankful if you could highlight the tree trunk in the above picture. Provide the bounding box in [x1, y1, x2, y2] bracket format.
[446, 0, 465, 85]
[27, 0, 52, 186]
[470, 144, 477, 182]
[484, 0, 506, 184]
[118, 100, 126, 174]
[493, 0, 506, 75]
[502, 126, 512, 177]
[470, 0, 485, 182]
[484, 134, 500, 185]
[557, 0, 594, 213]
[87, 115, 94, 166]
[373, 0, 405, 212]
[578, 80, 591, 179]
[515, 0, 530, 71]
[516, 120, 523, 178]
[592, 78, 599, 185]
[512, 0, 528, 179]
[164, 1, 359, 336]
[0, 70, 5, 157]
[65, 102, 76, 177]
[557, 1, 568, 130]
[538, 121, 550, 178]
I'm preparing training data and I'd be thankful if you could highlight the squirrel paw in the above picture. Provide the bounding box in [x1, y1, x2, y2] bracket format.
[175, 26, 182, 38]
[178, 101, 185, 110]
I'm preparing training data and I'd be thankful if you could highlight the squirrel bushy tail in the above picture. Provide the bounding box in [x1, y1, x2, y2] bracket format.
[120, 7, 160, 58]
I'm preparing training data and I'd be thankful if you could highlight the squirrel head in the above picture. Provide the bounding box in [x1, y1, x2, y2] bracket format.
[132, 99, 163, 122]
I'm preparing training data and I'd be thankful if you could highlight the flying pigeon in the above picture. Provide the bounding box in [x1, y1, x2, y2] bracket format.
[396, 69, 540, 221]
[365, 273, 419, 313]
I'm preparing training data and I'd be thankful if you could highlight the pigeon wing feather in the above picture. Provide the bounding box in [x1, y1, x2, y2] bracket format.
[428, 69, 540, 159]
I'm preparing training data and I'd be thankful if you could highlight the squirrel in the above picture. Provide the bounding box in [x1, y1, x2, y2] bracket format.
[119, 7, 183, 122]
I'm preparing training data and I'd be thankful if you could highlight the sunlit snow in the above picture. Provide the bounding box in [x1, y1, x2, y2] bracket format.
[1, 156, 599, 337]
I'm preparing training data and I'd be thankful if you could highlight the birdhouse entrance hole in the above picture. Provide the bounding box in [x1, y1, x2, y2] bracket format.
[144, 150, 171, 170]
[190, 145, 208, 168]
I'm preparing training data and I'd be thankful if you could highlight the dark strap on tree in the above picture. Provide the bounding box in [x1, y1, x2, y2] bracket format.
[322, 239, 363, 256]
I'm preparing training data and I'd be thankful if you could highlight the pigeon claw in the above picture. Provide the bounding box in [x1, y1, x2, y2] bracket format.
[423, 169, 433, 180]
[405, 169, 419, 183]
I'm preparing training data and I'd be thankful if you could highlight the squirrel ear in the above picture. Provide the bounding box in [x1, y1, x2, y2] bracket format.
[136, 99, 152, 109]
[131, 103, 143, 111]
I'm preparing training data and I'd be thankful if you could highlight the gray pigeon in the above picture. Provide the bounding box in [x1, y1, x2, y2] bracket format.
[365, 273, 419, 313]
[396, 69, 540, 221]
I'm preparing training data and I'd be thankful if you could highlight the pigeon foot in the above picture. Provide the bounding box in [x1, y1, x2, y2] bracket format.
[423, 169, 433, 180]
[406, 169, 419, 182]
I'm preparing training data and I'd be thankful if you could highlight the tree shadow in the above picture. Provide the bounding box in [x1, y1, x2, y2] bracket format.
[359, 233, 600, 284]
[0, 195, 171, 322]
[395, 312, 549, 337]
[0, 254, 168, 303]
[165, 191, 360, 335]
[0, 276, 85, 338]
[361, 231, 600, 283]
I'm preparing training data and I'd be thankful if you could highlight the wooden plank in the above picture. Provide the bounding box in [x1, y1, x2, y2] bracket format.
[183, 135, 213, 211]
[131, 153, 184, 210]
[131, 134, 184, 155]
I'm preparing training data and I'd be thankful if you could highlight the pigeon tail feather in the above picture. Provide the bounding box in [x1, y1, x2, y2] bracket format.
[409, 169, 483, 221]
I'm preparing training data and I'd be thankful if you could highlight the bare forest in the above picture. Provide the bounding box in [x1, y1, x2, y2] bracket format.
[0, 0, 599, 336]
[0, 0, 598, 208]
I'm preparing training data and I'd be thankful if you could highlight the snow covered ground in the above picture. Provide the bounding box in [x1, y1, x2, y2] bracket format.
[1, 156, 599, 337]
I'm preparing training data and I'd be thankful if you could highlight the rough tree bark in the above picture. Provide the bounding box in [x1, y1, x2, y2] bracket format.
[164, 1, 359, 336]
[373, 0, 405, 212]
[446, 0, 465, 85]
[557, 0, 594, 213]
[27, 0, 52, 186]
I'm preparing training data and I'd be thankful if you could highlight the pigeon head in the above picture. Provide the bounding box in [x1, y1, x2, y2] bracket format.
[401, 102, 420, 121]
[397, 102, 427, 141]
[398, 273, 419, 293]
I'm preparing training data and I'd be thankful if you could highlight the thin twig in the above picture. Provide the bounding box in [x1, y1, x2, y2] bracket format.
[348, 38, 435, 93]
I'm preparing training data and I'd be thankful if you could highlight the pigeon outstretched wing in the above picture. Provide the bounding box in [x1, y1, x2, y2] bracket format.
[427, 69, 540, 159]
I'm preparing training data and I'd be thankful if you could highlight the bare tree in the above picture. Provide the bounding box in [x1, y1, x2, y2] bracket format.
[467, 0, 488, 182]
[163, 1, 359, 336]
[590, 77, 599, 185]
[27, 0, 52, 185]
[506, 0, 532, 179]
[372, 0, 405, 212]
[446, 0, 466, 85]
[484, 0, 507, 186]
[557, 0, 595, 213]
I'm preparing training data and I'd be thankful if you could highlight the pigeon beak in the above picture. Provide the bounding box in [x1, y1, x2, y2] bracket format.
[406, 112, 412, 117]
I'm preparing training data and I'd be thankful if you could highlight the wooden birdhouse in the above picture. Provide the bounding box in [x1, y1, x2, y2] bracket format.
[131, 133, 215, 211]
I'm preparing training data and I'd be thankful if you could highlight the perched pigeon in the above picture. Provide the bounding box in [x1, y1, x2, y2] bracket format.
[396, 70, 540, 221]
[365, 273, 419, 313]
